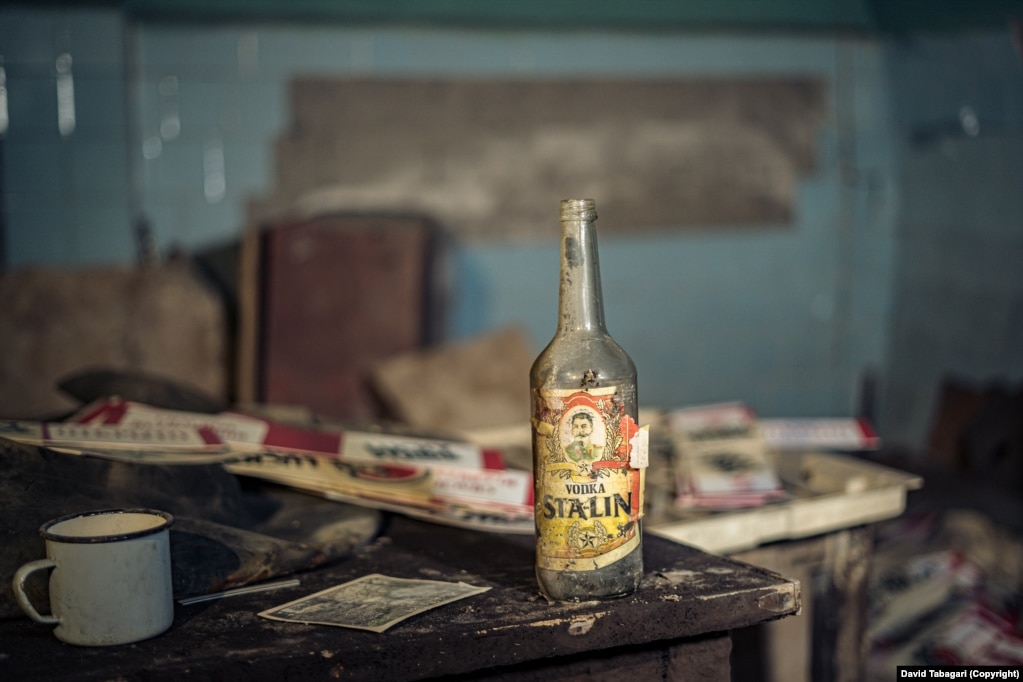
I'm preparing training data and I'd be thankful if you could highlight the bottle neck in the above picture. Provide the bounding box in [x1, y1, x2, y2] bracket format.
[557, 217, 607, 334]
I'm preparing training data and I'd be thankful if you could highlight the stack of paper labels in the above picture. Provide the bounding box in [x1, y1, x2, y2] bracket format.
[667, 402, 787, 510]
[1, 397, 534, 534]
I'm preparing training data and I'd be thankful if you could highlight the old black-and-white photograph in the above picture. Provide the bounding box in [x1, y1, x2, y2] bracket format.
[259, 574, 491, 633]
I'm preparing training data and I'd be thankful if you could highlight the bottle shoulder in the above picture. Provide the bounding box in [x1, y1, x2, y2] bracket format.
[530, 332, 637, 393]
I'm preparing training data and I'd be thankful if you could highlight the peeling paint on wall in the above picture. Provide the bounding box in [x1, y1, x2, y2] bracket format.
[252, 78, 828, 240]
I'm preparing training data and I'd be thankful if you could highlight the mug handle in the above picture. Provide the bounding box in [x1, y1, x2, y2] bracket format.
[12, 559, 58, 625]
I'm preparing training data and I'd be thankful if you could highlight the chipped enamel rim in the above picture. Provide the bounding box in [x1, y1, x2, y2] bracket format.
[40, 508, 174, 544]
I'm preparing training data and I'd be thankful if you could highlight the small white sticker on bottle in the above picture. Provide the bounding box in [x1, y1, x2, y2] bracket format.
[629, 425, 649, 469]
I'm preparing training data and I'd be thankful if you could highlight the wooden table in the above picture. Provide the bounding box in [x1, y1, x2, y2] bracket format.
[2, 515, 800, 681]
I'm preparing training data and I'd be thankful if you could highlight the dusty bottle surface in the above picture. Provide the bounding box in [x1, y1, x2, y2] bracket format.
[530, 198, 644, 601]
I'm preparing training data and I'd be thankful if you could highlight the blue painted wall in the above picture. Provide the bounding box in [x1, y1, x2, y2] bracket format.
[881, 32, 1023, 447]
[2, 6, 1020, 451]
[1, 8, 133, 265]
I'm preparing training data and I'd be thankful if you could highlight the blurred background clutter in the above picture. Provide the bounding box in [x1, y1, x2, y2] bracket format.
[1, 1, 1022, 678]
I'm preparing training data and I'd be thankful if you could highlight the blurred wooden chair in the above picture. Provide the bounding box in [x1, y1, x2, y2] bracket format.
[237, 213, 443, 422]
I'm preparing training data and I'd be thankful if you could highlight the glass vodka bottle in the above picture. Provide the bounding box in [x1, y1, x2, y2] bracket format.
[530, 198, 644, 601]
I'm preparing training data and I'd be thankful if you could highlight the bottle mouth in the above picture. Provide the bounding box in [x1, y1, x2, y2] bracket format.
[560, 199, 597, 222]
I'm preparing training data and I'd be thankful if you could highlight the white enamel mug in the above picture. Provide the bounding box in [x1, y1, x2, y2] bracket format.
[12, 508, 175, 646]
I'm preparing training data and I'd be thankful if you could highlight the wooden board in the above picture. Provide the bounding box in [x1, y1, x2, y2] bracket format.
[0, 263, 227, 419]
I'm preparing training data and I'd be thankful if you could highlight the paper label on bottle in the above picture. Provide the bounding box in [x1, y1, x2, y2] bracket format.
[532, 387, 644, 572]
